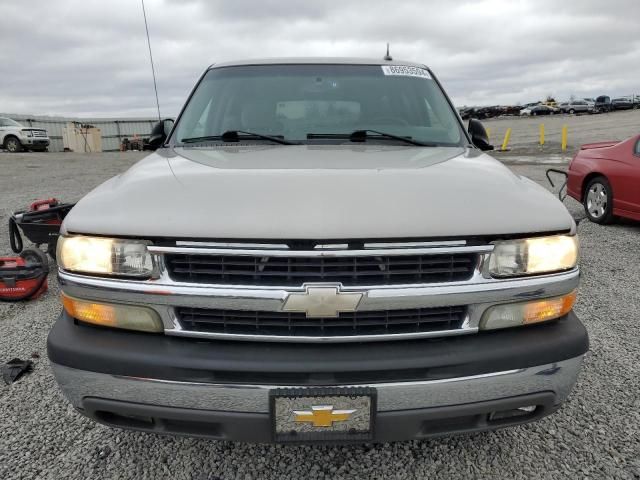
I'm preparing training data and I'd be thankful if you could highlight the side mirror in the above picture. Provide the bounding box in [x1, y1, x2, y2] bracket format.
[468, 118, 494, 151]
[146, 118, 174, 150]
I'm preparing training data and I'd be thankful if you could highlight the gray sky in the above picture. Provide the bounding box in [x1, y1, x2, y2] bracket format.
[1, 0, 638, 117]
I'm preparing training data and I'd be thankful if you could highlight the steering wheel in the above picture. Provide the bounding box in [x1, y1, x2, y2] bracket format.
[367, 116, 410, 126]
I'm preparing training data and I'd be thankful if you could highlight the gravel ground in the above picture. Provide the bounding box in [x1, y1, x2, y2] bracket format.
[1, 151, 639, 480]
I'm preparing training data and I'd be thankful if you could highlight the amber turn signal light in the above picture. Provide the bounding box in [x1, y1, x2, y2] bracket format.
[523, 291, 577, 325]
[480, 290, 577, 330]
[61, 293, 163, 333]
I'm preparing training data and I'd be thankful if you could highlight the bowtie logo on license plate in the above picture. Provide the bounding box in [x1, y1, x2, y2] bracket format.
[282, 286, 363, 317]
[293, 405, 356, 427]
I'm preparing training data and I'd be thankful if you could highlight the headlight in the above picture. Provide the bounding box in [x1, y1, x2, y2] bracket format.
[488, 235, 578, 278]
[62, 293, 163, 333]
[57, 235, 153, 278]
[22, 130, 33, 137]
[480, 291, 577, 330]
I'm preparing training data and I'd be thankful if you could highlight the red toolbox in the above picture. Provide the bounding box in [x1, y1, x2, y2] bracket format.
[0, 249, 49, 301]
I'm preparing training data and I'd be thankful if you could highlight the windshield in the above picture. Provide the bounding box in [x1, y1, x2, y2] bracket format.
[172, 64, 465, 147]
[0, 118, 23, 127]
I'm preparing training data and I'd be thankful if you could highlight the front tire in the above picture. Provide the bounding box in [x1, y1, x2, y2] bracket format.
[569, 109, 575, 114]
[584, 176, 614, 224]
[4, 136, 22, 153]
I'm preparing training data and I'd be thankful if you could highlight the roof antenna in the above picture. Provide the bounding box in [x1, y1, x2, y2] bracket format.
[141, 0, 162, 122]
[383, 43, 392, 61]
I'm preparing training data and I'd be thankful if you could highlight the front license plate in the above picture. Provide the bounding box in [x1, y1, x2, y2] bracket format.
[270, 387, 376, 443]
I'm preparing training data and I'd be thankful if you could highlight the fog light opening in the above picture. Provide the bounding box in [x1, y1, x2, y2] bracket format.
[95, 410, 155, 429]
[488, 405, 539, 422]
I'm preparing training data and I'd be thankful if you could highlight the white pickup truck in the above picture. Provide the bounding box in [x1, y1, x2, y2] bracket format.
[0, 117, 50, 152]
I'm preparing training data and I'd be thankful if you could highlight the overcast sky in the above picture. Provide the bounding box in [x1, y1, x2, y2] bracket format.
[1, 0, 639, 117]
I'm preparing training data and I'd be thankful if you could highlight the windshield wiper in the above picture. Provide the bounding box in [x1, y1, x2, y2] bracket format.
[307, 130, 436, 147]
[181, 130, 298, 145]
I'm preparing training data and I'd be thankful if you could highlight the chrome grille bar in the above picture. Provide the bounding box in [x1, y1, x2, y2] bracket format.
[148, 244, 493, 257]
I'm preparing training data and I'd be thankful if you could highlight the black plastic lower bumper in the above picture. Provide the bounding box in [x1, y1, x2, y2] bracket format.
[48, 310, 588, 386]
[23, 140, 49, 148]
[82, 392, 558, 443]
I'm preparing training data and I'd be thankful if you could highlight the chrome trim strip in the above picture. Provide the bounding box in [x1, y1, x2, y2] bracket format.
[51, 356, 585, 413]
[120, 367, 520, 388]
[175, 241, 290, 249]
[172, 240, 468, 250]
[147, 244, 493, 257]
[364, 240, 467, 248]
[58, 268, 579, 307]
[164, 324, 478, 344]
[313, 243, 349, 250]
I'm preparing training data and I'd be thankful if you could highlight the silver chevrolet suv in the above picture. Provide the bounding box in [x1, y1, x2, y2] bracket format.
[48, 58, 587, 444]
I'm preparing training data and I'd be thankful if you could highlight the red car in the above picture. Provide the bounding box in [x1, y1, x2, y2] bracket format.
[567, 134, 640, 223]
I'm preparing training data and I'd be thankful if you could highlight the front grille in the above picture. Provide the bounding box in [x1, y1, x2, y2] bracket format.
[32, 130, 47, 137]
[165, 252, 477, 286]
[176, 306, 467, 337]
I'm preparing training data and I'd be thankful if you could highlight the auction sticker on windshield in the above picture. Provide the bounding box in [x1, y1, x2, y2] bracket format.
[381, 65, 431, 78]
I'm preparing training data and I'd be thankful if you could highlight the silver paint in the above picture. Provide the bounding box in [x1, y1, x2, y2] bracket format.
[62, 145, 575, 239]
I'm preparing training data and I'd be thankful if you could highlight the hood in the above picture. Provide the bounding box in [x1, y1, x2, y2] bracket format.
[63, 145, 574, 239]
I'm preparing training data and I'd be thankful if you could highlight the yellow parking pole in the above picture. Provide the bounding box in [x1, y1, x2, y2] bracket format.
[501, 128, 512, 151]
[486, 127, 491, 140]
[561, 125, 568, 151]
[539, 124, 545, 146]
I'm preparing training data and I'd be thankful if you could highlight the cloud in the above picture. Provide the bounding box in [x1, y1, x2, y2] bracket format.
[0, 0, 638, 116]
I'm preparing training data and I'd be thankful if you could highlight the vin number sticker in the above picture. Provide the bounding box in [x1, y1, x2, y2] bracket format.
[381, 65, 431, 79]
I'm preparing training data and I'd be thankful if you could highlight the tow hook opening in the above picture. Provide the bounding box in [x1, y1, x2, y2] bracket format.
[488, 405, 539, 423]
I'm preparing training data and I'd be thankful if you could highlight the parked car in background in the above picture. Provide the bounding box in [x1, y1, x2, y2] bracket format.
[567, 134, 640, 223]
[501, 105, 523, 116]
[611, 98, 633, 110]
[0, 117, 50, 152]
[457, 105, 505, 120]
[560, 100, 594, 115]
[594, 96, 612, 113]
[476, 105, 501, 119]
[520, 104, 558, 116]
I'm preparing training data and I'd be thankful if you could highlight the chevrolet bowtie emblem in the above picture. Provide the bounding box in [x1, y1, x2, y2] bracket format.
[293, 405, 356, 427]
[282, 286, 363, 318]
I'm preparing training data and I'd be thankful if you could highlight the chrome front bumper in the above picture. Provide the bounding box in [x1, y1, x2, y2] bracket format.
[52, 356, 584, 414]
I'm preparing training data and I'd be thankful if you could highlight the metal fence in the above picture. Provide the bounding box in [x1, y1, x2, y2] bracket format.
[0, 113, 158, 152]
